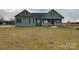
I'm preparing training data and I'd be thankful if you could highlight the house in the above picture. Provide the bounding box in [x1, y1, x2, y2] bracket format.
[15, 9, 64, 26]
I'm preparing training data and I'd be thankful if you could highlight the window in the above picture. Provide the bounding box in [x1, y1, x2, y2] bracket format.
[54, 12, 55, 15]
[44, 20, 48, 23]
[51, 13, 52, 16]
[51, 12, 55, 16]
[24, 12, 27, 15]
[56, 19, 60, 23]
[16, 19, 19, 23]
[29, 18, 31, 24]
[37, 20, 40, 23]
[16, 18, 21, 23]
[33, 19, 34, 24]
[23, 11, 27, 15]
[20, 19, 21, 23]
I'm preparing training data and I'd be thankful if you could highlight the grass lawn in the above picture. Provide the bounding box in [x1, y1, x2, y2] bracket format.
[0, 26, 79, 50]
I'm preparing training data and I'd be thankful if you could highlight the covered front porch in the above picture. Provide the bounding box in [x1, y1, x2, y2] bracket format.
[36, 19, 62, 26]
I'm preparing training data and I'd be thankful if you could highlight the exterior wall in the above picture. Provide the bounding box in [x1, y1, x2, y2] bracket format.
[15, 17, 62, 26]
[15, 17, 36, 26]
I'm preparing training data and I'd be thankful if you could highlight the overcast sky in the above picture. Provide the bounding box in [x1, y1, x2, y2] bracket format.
[0, 9, 79, 22]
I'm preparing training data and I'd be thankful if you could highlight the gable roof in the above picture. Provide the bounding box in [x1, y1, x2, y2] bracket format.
[15, 9, 31, 17]
[48, 9, 64, 19]
[15, 9, 64, 19]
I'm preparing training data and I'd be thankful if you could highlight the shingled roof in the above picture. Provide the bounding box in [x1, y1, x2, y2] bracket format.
[15, 9, 64, 19]
[31, 13, 47, 18]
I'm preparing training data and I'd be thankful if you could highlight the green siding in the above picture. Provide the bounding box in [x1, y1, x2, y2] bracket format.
[15, 9, 64, 26]
[41, 10, 64, 19]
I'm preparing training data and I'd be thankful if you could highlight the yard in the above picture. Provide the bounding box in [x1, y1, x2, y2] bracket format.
[0, 26, 79, 50]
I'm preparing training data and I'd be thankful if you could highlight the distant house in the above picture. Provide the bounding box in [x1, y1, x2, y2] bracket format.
[15, 9, 64, 26]
[4, 20, 15, 25]
[0, 20, 15, 25]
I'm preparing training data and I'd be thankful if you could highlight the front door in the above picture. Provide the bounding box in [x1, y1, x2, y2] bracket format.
[51, 19, 54, 25]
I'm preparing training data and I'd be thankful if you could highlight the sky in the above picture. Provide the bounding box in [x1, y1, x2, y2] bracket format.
[0, 9, 79, 22]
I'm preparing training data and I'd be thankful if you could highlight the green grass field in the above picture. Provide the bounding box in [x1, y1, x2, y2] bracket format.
[0, 26, 79, 50]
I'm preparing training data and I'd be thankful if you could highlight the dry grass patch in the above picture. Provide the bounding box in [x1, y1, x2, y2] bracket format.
[0, 27, 79, 49]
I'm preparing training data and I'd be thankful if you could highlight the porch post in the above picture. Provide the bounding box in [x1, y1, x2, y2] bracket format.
[41, 18, 43, 26]
[54, 19, 56, 26]
[40, 19, 41, 25]
[50, 19, 52, 26]
[50, 19, 53, 26]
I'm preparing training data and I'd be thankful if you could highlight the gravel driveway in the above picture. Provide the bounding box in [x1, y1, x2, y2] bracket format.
[0, 25, 15, 27]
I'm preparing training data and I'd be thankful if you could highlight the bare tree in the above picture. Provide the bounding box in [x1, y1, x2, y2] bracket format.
[10, 18, 15, 21]
[0, 15, 4, 21]
[0, 15, 4, 25]
[5, 18, 15, 25]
